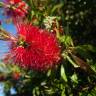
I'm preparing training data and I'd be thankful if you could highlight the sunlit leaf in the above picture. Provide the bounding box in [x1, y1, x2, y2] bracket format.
[47, 69, 51, 77]
[71, 73, 78, 84]
[62, 52, 79, 68]
[59, 35, 73, 47]
[61, 65, 67, 82]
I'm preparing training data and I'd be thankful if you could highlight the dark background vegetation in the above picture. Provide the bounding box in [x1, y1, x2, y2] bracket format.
[0, 0, 96, 96]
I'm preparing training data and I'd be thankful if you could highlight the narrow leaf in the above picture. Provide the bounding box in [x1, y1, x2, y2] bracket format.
[66, 55, 79, 68]
[61, 65, 67, 82]
[0, 27, 11, 40]
[71, 73, 78, 83]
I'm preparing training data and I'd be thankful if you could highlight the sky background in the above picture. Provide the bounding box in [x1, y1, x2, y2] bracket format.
[0, 8, 17, 58]
[0, 4, 17, 95]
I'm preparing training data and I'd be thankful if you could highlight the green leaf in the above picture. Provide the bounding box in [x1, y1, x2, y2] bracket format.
[66, 55, 79, 68]
[0, 62, 10, 73]
[61, 65, 67, 82]
[71, 73, 78, 84]
[47, 69, 51, 77]
[61, 87, 66, 96]
[75, 45, 96, 59]
[32, 87, 40, 96]
[51, 3, 63, 14]
[62, 52, 79, 68]
[76, 45, 96, 53]
[59, 35, 73, 47]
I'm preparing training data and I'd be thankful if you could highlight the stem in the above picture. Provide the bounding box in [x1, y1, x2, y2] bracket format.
[0, 27, 10, 40]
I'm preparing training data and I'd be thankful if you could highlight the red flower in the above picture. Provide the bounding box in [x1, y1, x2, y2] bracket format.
[9, 23, 61, 71]
[9, 0, 21, 4]
[3, 0, 28, 17]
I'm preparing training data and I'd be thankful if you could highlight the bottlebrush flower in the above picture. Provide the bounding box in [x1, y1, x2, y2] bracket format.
[8, 23, 61, 71]
[3, 0, 28, 17]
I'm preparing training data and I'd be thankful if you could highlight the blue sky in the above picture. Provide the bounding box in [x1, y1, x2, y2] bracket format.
[0, 8, 17, 58]
[0, 6, 17, 96]
[0, 83, 5, 96]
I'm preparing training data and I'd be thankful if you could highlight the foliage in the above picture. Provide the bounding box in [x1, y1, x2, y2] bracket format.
[0, 0, 96, 96]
